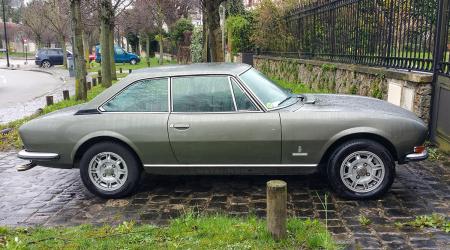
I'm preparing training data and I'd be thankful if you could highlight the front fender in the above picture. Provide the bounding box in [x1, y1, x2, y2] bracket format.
[319, 126, 395, 159]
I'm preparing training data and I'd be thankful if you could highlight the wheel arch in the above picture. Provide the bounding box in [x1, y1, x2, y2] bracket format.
[72, 135, 143, 169]
[319, 132, 398, 168]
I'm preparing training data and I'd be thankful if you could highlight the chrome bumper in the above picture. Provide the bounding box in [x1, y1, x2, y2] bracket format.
[405, 150, 428, 162]
[17, 150, 59, 161]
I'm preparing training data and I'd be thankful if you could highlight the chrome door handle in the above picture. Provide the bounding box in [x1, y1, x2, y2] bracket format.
[170, 123, 190, 129]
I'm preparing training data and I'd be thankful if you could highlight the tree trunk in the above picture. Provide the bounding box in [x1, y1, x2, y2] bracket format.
[205, 0, 225, 62]
[146, 35, 150, 64]
[159, 31, 163, 65]
[60, 36, 67, 69]
[83, 32, 90, 69]
[109, 26, 117, 80]
[202, 8, 209, 62]
[71, 0, 87, 100]
[100, 0, 112, 87]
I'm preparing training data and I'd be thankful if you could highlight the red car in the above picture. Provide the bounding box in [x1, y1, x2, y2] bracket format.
[89, 53, 96, 62]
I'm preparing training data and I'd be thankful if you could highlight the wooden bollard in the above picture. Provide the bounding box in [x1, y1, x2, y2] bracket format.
[128, 69, 132, 74]
[63, 90, 70, 100]
[267, 180, 287, 240]
[98, 76, 102, 84]
[119, 67, 122, 74]
[46, 96, 54, 106]
[92, 78, 97, 86]
[97, 70, 101, 76]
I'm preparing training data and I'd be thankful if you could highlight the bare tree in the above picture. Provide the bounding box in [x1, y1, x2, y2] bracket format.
[42, 0, 70, 68]
[22, 0, 47, 48]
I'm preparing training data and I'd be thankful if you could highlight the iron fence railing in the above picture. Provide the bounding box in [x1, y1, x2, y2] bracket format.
[263, 0, 444, 73]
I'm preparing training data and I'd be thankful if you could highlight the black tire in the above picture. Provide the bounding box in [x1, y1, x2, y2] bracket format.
[80, 142, 141, 198]
[41, 60, 52, 68]
[327, 139, 395, 199]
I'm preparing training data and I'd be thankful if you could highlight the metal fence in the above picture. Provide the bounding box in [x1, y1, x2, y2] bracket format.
[267, 0, 441, 73]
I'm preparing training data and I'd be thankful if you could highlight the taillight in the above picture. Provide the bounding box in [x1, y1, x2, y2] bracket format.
[413, 146, 426, 153]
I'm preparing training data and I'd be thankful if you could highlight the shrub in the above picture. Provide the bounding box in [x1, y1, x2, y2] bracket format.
[170, 18, 194, 43]
[251, 0, 294, 52]
[226, 14, 254, 54]
[191, 26, 203, 63]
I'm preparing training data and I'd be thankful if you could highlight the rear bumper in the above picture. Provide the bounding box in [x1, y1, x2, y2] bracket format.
[17, 150, 59, 161]
[405, 150, 428, 162]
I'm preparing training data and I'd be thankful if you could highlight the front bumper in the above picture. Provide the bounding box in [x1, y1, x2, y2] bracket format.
[17, 150, 59, 161]
[405, 150, 428, 162]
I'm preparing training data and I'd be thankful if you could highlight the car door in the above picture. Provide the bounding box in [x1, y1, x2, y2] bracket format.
[99, 77, 177, 164]
[168, 75, 281, 164]
[47, 49, 60, 65]
[114, 46, 126, 63]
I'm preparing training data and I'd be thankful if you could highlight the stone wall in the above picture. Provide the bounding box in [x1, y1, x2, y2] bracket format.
[254, 55, 433, 123]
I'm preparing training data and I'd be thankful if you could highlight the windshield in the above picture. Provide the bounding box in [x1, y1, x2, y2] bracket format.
[240, 68, 297, 109]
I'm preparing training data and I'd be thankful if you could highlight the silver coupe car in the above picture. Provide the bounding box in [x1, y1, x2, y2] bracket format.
[18, 63, 428, 199]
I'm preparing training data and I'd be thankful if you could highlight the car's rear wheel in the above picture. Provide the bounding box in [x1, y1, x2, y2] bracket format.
[327, 139, 395, 199]
[80, 142, 141, 198]
[41, 60, 52, 68]
[130, 59, 137, 65]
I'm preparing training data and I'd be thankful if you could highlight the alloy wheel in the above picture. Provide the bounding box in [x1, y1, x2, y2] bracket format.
[339, 151, 385, 193]
[88, 152, 128, 191]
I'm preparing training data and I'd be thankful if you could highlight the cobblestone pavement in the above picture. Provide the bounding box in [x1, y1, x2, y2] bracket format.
[0, 151, 449, 249]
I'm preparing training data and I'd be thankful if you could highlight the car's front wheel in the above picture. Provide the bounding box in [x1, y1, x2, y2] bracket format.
[80, 142, 141, 198]
[130, 59, 137, 65]
[327, 139, 395, 199]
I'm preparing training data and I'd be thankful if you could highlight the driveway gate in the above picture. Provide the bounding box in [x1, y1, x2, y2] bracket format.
[431, 0, 450, 152]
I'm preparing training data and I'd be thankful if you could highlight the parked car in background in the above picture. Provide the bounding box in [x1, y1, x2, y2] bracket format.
[35, 48, 72, 68]
[17, 63, 428, 199]
[95, 45, 140, 65]
[89, 53, 96, 62]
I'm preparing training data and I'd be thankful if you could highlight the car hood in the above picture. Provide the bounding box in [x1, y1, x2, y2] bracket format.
[300, 94, 422, 121]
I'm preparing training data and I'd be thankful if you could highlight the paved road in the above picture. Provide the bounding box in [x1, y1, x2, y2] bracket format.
[0, 69, 63, 108]
[0, 68, 74, 124]
[0, 151, 448, 249]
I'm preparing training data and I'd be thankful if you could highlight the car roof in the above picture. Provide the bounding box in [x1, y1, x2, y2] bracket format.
[132, 63, 252, 78]
[84, 63, 253, 109]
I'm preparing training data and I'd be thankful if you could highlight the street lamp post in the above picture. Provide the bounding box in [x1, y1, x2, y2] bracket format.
[24, 39, 28, 65]
[1, 0, 9, 67]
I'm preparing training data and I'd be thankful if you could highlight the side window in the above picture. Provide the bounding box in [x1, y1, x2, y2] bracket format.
[102, 78, 168, 112]
[172, 76, 235, 112]
[115, 47, 125, 55]
[231, 78, 258, 111]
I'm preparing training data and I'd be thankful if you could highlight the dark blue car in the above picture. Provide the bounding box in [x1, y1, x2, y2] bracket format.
[35, 48, 72, 68]
[95, 45, 140, 65]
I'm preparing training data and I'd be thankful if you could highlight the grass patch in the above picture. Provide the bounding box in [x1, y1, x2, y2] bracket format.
[358, 215, 372, 227]
[0, 214, 337, 249]
[395, 214, 450, 233]
[88, 57, 176, 73]
[271, 78, 330, 94]
[0, 51, 30, 58]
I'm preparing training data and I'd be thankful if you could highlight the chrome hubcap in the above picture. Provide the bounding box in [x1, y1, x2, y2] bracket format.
[88, 152, 128, 191]
[340, 151, 385, 193]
